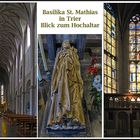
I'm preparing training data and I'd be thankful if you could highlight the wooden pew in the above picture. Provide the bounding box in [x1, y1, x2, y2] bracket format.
[1, 112, 37, 137]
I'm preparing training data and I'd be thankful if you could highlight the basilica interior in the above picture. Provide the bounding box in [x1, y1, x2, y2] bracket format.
[104, 3, 140, 137]
[2, 2, 140, 138]
[0, 3, 37, 137]
[38, 34, 102, 137]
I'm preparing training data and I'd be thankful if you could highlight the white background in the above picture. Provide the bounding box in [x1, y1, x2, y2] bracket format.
[37, 1, 103, 34]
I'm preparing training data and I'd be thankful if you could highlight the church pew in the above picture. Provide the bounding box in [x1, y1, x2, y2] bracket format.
[1, 113, 36, 137]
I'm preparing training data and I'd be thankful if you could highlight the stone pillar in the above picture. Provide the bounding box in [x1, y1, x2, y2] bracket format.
[122, 25, 129, 93]
[15, 94, 17, 114]
[25, 88, 31, 115]
[30, 87, 32, 115]
[38, 35, 48, 71]
[13, 57, 16, 113]
[9, 67, 13, 111]
[46, 35, 56, 61]
[22, 31, 26, 114]
[76, 35, 86, 60]
[30, 6, 37, 116]
[17, 45, 20, 114]
[117, 19, 129, 94]
[117, 23, 122, 94]
[19, 87, 22, 114]
[23, 91, 26, 114]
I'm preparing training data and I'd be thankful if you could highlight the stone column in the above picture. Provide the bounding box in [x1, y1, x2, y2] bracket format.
[38, 35, 48, 71]
[29, 87, 32, 115]
[46, 35, 56, 61]
[22, 31, 26, 114]
[29, 6, 37, 116]
[15, 94, 17, 114]
[76, 35, 86, 60]
[122, 25, 129, 93]
[9, 67, 13, 111]
[13, 57, 16, 113]
[17, 45, 20, 114]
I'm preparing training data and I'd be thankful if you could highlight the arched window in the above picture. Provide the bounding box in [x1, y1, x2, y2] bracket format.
[104, 4, 117, 94]
[1, 84, 4, 104]
[27, 25, 31, 48]
[129, 14, 140, 93]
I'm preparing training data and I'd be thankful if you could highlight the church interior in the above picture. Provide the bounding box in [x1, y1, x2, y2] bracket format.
[38, 34, 102, 137]
[0, 3, 37, 137]
[2, 2, 140, 138]
[104, 3, 140, 137]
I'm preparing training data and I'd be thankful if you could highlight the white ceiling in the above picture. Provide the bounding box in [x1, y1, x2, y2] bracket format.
[0, 3, 33, 73]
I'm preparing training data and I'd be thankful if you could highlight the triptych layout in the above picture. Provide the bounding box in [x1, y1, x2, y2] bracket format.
[0, 1, 140, 138]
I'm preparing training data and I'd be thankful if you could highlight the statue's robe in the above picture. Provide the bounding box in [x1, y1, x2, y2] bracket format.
[47, 47, 85, 126]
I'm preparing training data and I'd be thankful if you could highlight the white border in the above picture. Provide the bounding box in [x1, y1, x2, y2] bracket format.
[0, 1, 140, 139]
[37, 1, 103, 34]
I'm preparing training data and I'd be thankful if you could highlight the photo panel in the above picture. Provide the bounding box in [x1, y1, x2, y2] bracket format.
[38, 34, 102, 137]
[37, 1, 104, 138]
[0, 3, 37, 137]
[104, 3, 140, 137]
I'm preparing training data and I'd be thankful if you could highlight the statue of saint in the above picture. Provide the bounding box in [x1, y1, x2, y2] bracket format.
[47, 40, 85, 129]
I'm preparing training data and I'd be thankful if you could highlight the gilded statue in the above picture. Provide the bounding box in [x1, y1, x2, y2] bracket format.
[47, 40, 85, 129]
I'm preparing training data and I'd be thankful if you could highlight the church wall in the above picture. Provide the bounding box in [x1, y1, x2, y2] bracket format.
[104, 109, 140, 136]
[5, 4, 37, 117]
[104, 111, 117, 136]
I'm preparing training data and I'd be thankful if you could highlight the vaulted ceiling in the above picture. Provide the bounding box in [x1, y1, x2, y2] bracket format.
[111, 3, 140, 20]
[110, 3, 140, 34]
[0, 3, 32, 75]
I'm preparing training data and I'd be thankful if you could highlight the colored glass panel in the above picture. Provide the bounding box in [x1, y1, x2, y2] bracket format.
[104, 5, 117, 94]
[129, 14, 140, 93]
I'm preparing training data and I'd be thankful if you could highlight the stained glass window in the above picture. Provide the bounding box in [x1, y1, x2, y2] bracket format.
[129, 14, 140, 93]
[104, 4, 117, 94]
[1, 85, 4, 104]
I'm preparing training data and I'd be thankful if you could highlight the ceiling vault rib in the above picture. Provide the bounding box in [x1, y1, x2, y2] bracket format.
[0, 3, 31, 74]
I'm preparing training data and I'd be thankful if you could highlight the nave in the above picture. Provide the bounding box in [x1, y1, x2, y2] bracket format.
[0, 3, 37, 137]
